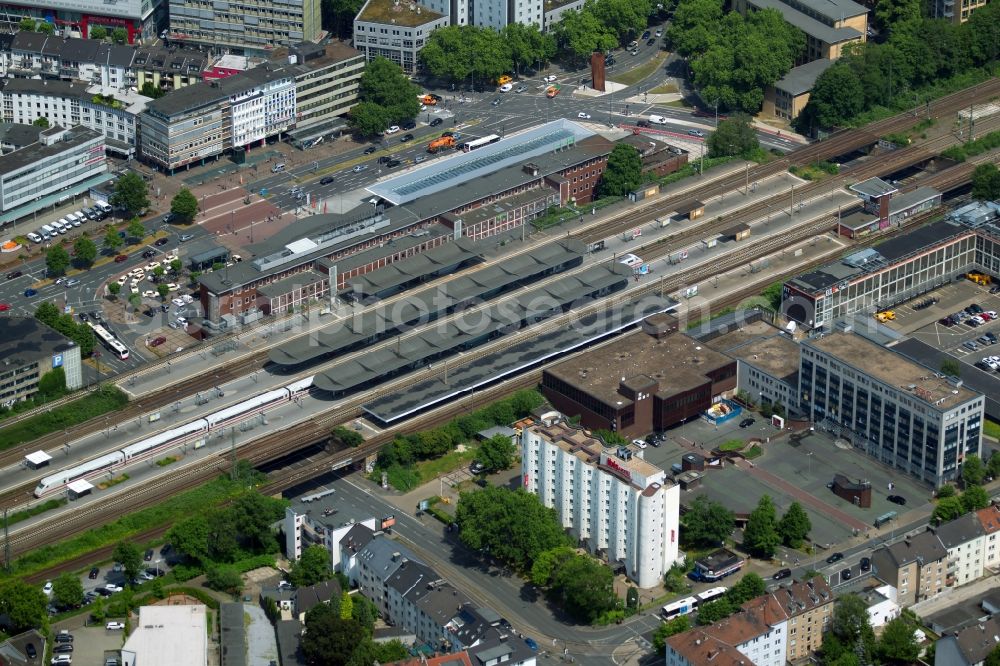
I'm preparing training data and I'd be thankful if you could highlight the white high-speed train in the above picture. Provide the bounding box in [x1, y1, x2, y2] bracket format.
[33, 377, 313, 497]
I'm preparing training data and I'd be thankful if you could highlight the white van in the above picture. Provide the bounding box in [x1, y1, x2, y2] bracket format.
[40, 224, 56, 238]
[51, 220, 68, 234]
[68, 214, 82, 227]
[648, 115, 667, 125]
[27, 232, 42, 243]
[96, 201, 113, 214]
[272, 163, 286, 173]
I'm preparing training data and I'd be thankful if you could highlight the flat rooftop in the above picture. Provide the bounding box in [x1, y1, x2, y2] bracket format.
[0, 317, 77, 363]
[774, 58, 833, 96]
[367, 119, 599, 205]
[0, 125, 102, 176]
[806, 332, 980, 410]
[545, 327, 734, 408]
[356, 0, 445, 27]
[708, 320, 801, 384]
[122, 604, 207, 666]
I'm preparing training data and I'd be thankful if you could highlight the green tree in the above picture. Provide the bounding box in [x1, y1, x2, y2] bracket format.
[743, 495, 780, 558]
[941, 357, 961, 378]
[371, 639, 408, 663]
[35, 301, 60, 326]
[667, 0, 722, 56]
[338, 591, 353, 620]
[111, 172, 150, 216]
[33, 116, 50, 128]
[550, 553, 618, 623]
[157, 284, 170, 299]
[419, 25, 512, 83]
[230, 492, 285, 554]
[301, 613, 368, 666]
[500, 23, 557, 75]
[778, 501, 812, 548]
[112, 27, 127, 44]
[323, 0, 366, 38]
[598, 144, 642, 196]
[126, 219, 147, 242]
[530, 546, 575, 586]
[697, 597, 736, 624]
[988, 451, 1000, 480]
[52, 571, 84, 608]
[707, 115, 760, 158]
[103, 227, 124, 251]
[168, 515, 211, 564]
[170, 188, 199, 223]
[936, 484, 956, 498]
[37, 367, 67, 398]
[113, 541, 144, 583]
[478, 434, 517, 472]
[206, 566, 244, 594]
[986, 643, 1000, 666]
[932, 496, 965, 522]
[108, 282, 122, 297]
[348, 101, 392, 138]
[877, 615, 920, 663]
[961, 484, 990, 513]
[761, 281, 783, 310]
[963, 454, 986, 487]
[90, 25, 108, 40]
[19, 17, 35, 31]
[590, 0, 654, 44]
[874, 0, 921, 36]
[455, 486, 571, 571]
[727, 572, 766, 604]
[153, 266, 165, 278]
[73, 236, 98, 267]
[972, 163, 1000, 201]
[0, 580, 47, 632]
[46, 245, 71, 277]
[683, 495, 734, 547]
[139, 82, 165, 98]
[170, 259, 183, 274]
[552, 8, 618, 65]
[358, 56, 420, 123]
[831, 594, 877, 663]
[37, 22, 53, 35]
[663, 562, 690, 593]
[796, 63, 864, 133]
[291, 545, 333, 587]
[653, 615, 691, 653]
[331, 425, 364, 448]
[351, 594, 378, 629]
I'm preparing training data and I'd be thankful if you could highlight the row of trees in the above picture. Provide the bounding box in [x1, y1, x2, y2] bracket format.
[87, 25, 130, 44]
[695, 572, 766, 624]
[821, 595, 922, 664]
[35, 301, 96, 356]
[420, 24, 556, 84]
[552, 0, 656, 65]
[682, 494, 812, 557]
[530, 546, 618, 623]
[668, 0, 803, 112]
[798, 1, 1000, 131]
[930, 453, 1000, 522]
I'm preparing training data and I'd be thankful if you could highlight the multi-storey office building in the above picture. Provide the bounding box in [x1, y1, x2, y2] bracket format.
[1, 78, 151, 151]
[801, 331, 984, 486]
[353, 0, 448, 74]
[521, 420, 680, 588]
[0, 125, 106, 216]
[0, 317, 82, 405]
[0, 0, 165, 43]
[167, 0, 322, 56]
[139, 62, 295, 171]
[288, 42, 364, 131]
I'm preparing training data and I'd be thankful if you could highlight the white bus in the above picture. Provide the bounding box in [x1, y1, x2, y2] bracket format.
[460, 134, 501, 153]
[87, 322, 130, 360]
[661, 596, 698, 620]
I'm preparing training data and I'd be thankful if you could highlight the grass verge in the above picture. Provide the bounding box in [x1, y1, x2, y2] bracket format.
[648, 82, 679, 94]
[414, 447, 480, 482]
[0, 386, 129, 449]
[611, 52, 669, 87]
[7, 498, 67, 526]
[3, 476, 249, 580]
[985, 419, 1000, 441]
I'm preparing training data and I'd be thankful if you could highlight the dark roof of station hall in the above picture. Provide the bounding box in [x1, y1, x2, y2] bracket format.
[311, 262, 630, 393]
[268, 239, 585, 366]
[343, 236, 482, 296]
[362, 294, 679, 424]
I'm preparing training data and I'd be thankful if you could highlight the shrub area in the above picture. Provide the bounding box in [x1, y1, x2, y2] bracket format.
[0, 385, 128, 450]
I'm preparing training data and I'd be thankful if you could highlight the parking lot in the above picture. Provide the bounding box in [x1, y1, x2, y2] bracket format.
[49, 623, 124, 666]
[640, 412, 932, 554]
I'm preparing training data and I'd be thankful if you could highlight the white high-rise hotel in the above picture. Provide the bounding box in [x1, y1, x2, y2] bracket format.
[521, 420, 681, 589]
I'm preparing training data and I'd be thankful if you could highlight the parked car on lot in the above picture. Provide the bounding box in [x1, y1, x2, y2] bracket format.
[89, 567, 100, 579]
[888, 495, 907, 505]
[739, 418, 756, 428]
[149, 336, 166, 347]
[106, 621, 126, 630]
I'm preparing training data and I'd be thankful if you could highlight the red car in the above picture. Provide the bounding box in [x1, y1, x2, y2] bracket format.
[114, 254, 129, 263]
[149, 336, 167, 347]
[0, 303, 10, 311]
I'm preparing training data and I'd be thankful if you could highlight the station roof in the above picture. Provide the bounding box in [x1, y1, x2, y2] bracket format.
[361, 293, 678, 424]
[367, 119, 599, 205]
[269, 239, 585, 366]
[344, 236, 480, 296]
[313, 262, 630, 392]
[25, 450, 52, 466]
[67, 479, 94, 494]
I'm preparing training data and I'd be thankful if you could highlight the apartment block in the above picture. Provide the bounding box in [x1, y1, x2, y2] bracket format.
[1, 78, 150, 152]
[0, 0, 164, 43]
[521, 420, 680, 589]
[936, 513, 986, 587]
[168, 0, 323, 56]
[353, 0, 449, 74]
[871, 531, 948, 606]
[773, 577, 834, 662]
[933, 0, 989, 23]
[935, 615, 1000, 666]
[976, 504, 1000, 570]
[801, 330, 984, 487]
[0, 125, 106, 216]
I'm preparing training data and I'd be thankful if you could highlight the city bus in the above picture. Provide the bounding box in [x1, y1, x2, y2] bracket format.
[88, 322, 130, 360]
[460, 134, 501, 153]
